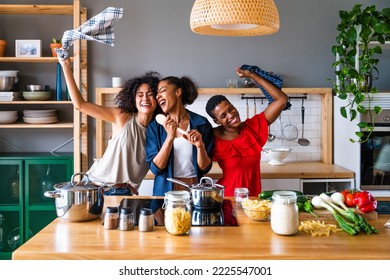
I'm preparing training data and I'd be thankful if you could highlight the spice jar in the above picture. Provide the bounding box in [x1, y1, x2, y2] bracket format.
[119, 207, 135, 231]
[104, 207, 119, 230]
[163, 190, 191, 235]
[270, 191, 299, 235]
[234, 188, 249, 202]
[138, 208, 154, 232]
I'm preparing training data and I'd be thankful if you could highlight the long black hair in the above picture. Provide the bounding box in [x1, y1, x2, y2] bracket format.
[115, 71, 161, 113]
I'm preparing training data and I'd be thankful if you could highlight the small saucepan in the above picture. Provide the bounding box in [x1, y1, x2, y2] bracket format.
[167, 177, 224, 210]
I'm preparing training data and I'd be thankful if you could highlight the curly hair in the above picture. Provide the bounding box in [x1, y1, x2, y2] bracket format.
[160, 76, 199, 106]
[114, 71, 161, 113]
[205, 95, 230, 119]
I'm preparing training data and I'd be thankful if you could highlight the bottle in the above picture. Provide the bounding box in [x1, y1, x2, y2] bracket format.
[234, 188, 249, 203]
[119, 207, 135, 231]
[138, 208, 154, 232]
[270, 191, 299, 235]
[0, 214, 5, 251]
[103, 207, 119, 230]
[163, 190, 191, 235]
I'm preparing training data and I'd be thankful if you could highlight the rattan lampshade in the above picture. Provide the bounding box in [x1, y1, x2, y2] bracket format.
[190, 0, 280, 36]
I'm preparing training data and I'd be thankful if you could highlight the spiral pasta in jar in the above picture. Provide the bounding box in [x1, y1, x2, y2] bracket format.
[163, 190, 192, 235]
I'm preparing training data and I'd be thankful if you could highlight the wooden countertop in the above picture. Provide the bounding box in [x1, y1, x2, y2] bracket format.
[12, 196, 390, 260]
[145, 162, 355, 180]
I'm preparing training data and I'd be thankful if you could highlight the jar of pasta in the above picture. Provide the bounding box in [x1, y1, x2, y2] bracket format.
[163, 190, 192, 235]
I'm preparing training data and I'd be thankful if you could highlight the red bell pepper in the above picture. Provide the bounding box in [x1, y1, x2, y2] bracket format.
[352, 191, 377, 213]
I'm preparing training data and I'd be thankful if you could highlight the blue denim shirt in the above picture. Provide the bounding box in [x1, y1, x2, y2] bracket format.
[146, 110, 214, 198]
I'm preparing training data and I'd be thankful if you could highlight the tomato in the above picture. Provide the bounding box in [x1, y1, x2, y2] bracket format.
[345, 193, 356, 207]
[341, 189, 350, 198]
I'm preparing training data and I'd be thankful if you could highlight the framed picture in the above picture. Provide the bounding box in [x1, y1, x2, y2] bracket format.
[15, 40, 41, 57]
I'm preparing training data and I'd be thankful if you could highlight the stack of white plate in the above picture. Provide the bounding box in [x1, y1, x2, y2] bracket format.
[23, 109, 58, 124]
[0, 110, 18, 124]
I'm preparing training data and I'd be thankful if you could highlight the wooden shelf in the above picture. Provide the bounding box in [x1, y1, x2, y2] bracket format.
[0, 57, 73, 63]
[0, 122, 74, 129]
[0, 101, 72, 105]
[0, 4, 74, 15]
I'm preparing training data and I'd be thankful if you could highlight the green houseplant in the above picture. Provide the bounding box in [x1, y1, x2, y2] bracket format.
[331, 4, 390, 143]
[50, 37, 62, 57]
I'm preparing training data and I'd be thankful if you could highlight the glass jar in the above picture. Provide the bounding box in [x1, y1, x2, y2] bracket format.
[234, 188, 249, 202]
[163, 190, 192, 235]
[119, 207, 135, 231]
[104, 207, 119, 230]
[138, 208, 154, 232]
[270, 191, 299, 235]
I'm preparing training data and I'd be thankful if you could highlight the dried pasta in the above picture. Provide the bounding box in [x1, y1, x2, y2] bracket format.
[299, 220, 342, 236]
[164, 207, 191, 235]
[241, 199, 271, 221]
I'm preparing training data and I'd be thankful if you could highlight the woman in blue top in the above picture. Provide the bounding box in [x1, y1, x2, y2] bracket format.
[146, 76, 213, 199]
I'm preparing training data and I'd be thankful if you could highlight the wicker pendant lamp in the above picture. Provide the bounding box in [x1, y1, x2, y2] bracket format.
[190, 0, 279, 36]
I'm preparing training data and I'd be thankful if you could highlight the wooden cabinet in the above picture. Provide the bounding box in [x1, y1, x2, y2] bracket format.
[0, 153, 73, 260]
[0, 1, 87, 173]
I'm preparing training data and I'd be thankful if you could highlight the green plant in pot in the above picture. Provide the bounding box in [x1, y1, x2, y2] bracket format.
[331, 4, 390, 143]
[50, 37, 62, 57]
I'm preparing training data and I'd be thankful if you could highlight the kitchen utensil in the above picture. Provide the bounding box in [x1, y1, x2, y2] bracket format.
[25, 84, 49, 91]
[298, 99, 310, 146]
[22, 91, 52, 101]
[166, 177, 224, 209]
[155, 114, 187, 135]
[268, 124, 275, 142]
[245, 98, 249, 119]
[253, 98, 257, 115]
[263, 147, 292, 166]
[44, 172, 110, 222]
[282, 110, 298, 141]
[56, 63, 62, 100]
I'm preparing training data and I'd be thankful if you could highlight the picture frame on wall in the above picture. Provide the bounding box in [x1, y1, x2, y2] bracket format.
[15, 40, 42, 57]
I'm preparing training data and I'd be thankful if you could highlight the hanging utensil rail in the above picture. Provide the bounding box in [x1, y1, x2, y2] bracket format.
[240, 93, 307, 103]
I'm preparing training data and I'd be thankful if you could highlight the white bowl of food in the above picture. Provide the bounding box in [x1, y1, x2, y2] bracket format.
[263, 147, 292, 166]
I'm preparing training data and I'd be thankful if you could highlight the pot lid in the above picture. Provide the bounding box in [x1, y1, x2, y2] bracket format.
[54, 173, 104, 191]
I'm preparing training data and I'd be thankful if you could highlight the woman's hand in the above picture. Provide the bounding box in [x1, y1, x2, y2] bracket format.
[235, 67, 254, 79]
[163, 115, 178, 140]
[186, 129, 204, 148]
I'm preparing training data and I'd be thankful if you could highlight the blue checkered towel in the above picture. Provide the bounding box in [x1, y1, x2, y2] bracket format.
[240, 64, 291, 110]
[56, 7, 124, 59]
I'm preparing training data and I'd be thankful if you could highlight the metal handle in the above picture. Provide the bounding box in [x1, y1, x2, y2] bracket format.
[166, 178, 191, 189]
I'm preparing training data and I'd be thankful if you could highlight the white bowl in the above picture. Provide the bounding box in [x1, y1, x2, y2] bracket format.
[263, 147, 292, 166]
[0, 110, 18, 117]
[23, 91, 51, 101]
[0, 116, 18, 124]
[23, 109, 57, 118]
[23, 116, 58, 124]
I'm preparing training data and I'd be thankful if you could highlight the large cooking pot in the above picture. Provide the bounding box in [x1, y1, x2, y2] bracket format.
[44, 172, 108, 222]
[167, 177, 224, 210]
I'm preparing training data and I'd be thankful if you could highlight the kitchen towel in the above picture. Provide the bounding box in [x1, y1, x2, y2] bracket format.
[55, 7, 124, 59]
[240, 64, 291, 110]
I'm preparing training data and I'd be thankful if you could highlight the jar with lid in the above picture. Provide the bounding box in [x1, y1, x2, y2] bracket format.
[119, 207, 135, 231]
[234, 188, 249, 203]
[163, 190, 192, 235]
[270, 191, 299, 235]
[138, 208, 154, 232]
[104, 206, 119, 230]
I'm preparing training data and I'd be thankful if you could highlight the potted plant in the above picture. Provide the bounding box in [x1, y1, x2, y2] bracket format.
[50, 37, 62, 57]
[331, 4, 390, 143]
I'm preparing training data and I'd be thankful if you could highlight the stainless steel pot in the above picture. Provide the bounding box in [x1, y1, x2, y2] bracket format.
[167, 177, 224, 209]
[44, 172, 108, 222]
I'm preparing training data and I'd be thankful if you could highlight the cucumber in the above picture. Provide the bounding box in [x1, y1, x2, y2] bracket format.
[259, 190, 304, 200]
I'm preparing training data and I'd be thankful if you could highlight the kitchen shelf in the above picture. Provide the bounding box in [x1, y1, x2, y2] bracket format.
[0, 0, 87, 173]
[0, 57, 74, 63]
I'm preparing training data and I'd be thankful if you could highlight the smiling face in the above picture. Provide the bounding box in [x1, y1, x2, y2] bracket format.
[212, 100, 242, 128]
[135, 83, 157, 114]
[156, 80, 181, 113]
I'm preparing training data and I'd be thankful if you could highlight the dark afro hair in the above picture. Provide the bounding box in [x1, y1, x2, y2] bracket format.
[205, 95, 229, 118]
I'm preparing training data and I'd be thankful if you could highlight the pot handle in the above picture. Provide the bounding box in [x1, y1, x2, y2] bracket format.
[166, 178, 191, 189]
[44, 190, 61, 198]
[71, 172, 90, 186]
[199, 176, 214, 187]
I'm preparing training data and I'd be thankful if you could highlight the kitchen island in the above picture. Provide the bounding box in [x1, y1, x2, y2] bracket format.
[12, 196, 390, 260]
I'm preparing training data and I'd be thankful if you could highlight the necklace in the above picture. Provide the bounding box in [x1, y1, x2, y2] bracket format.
[177, 111, 187, 124]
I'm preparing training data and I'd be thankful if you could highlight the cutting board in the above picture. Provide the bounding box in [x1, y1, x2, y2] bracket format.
[299, 209, 378, 221]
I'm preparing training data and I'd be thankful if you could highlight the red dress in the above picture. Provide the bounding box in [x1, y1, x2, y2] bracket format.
[212, 113, 268, 196]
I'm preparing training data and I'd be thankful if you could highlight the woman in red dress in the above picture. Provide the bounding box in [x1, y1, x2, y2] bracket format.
[205, 67, 288, 196]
